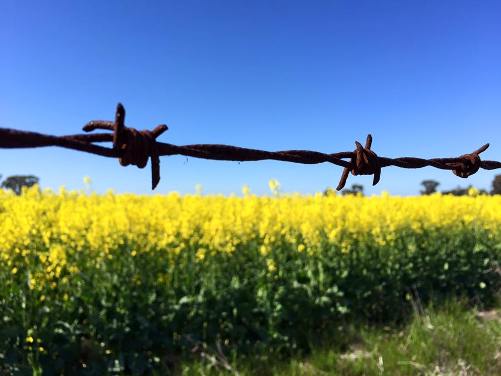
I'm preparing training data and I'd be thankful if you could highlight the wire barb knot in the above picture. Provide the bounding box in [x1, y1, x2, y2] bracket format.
[452, 143, 489, 178]
[336, 134, 381, 191]
[83, 103, 168, 189]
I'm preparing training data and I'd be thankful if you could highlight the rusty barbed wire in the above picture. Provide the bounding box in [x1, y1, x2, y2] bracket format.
[1, 103, 500, 190]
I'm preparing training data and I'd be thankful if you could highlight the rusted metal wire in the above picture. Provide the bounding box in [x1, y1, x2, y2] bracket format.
[1, 103, 499, 190]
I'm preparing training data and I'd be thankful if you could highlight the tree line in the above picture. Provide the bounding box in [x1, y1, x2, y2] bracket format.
[324, 174, 501, 196]
[1, 174, 500, 196]
[419, 175, 501, 196]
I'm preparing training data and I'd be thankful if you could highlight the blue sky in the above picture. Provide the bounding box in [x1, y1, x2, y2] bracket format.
[1, 0, 500, 195]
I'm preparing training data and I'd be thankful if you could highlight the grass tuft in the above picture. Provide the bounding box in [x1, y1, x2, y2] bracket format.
[180, 300, 501, 375]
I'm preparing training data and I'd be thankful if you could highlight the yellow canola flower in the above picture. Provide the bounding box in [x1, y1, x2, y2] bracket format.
[266, 259, 276, 273]
[468, 187, 479, 197]
[196, 248, 206, 261]
[242, 184, 251, 196]
[268, 179, 280, 195]
[0, 185, 499, 286]
[28, 276, 36, 290]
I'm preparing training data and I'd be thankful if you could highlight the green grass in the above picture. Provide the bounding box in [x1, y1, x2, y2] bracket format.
[179, 300, 500, 376]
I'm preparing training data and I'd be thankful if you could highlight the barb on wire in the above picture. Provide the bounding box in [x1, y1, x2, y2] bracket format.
[0, 103, 499, 190]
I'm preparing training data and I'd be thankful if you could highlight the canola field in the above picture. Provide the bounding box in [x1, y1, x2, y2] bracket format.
[0, 186, 500, 373]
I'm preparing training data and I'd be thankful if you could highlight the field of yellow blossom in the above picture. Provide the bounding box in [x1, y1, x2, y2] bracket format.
[0, 186, 499, 373]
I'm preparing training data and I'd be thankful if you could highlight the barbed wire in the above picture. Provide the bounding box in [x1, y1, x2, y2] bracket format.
[1, 103, 499, 190]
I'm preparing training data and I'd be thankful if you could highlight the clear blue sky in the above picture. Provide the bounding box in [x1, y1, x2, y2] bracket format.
[1, 0, 500, 195]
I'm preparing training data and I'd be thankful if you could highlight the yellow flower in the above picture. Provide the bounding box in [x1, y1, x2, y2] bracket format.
[268, 179, 280, 195]
[195, 248, 206, 261]
[0, 187, 498, 296]
[241, 184, 251, 196]
[259, 245, 269, 256]
[468, 187, 479, 197]
[266, 259, 276, 273]
[28, 277, 36, 290]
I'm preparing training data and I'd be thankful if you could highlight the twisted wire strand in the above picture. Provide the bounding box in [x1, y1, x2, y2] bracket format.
[1, 103, 499, 190]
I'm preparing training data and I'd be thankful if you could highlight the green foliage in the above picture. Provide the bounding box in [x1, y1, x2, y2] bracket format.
[0, 229, 499, 374]
[182, 301, 500, 375]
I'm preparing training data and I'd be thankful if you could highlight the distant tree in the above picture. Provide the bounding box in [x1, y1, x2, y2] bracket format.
[442, 185, 470, 196]
[342, 184, 364, 196]
[1, 175, 39, 195]
[491, 174, 501, 195]
[420, 180, 440, 195]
